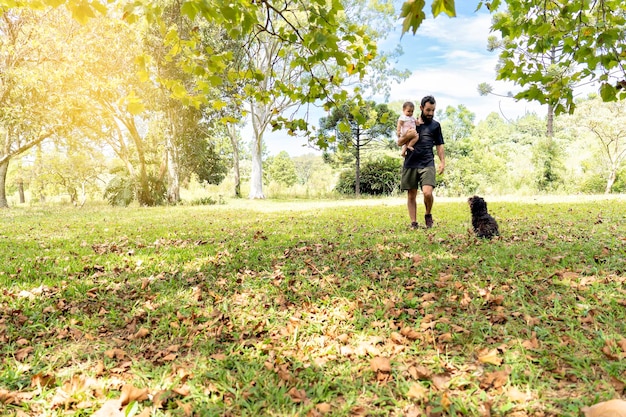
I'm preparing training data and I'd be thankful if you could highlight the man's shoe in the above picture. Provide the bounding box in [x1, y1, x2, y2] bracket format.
[425, 214, 433, 228]
[410, 222, 419, 230]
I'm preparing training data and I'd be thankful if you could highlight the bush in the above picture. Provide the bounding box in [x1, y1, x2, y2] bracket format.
[103, 173, 167, 206]
[335, 156, 402, 196]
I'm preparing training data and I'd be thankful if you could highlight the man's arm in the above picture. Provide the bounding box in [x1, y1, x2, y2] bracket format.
[436, 144, 445, 174]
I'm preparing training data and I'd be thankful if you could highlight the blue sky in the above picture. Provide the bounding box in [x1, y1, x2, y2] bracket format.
[258, 2, 553, 156]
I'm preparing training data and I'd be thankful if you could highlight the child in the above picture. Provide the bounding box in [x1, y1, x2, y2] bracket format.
[397, 101, 421, 157]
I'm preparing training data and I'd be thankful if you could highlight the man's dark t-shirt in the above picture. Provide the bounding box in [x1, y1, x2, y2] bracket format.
[403, 118, 444, 169]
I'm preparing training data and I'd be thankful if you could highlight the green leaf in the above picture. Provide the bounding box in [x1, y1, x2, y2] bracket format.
[432, 0, 456, 18]
[126, 96, 145, 115]
[599, 83, 617, 102]
[338, 120, 352, 134]
[69, 2, 96, 25]
[399, 0, 426, 36]
[181, 1, 199, 20]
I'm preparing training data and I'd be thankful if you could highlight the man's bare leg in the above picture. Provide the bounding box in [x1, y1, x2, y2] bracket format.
[407, 188, 418, 224]
[422, 185, 434, 228]
[422, 185, 434, 214]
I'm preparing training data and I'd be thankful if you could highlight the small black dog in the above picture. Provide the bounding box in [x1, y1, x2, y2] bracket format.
[468, 195, 499, 239]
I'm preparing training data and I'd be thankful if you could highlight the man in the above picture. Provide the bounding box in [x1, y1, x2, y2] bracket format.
[398, 95, 445, 229]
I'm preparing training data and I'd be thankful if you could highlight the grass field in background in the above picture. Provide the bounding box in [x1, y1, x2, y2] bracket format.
[1, 196, 625, 416]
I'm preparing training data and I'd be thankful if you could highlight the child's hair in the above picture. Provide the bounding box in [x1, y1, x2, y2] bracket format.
[402, 101, 415, 110]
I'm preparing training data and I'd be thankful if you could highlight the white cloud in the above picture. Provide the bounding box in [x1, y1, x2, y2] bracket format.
[384, 11, 548, 123]
[261, 12, 551, 156]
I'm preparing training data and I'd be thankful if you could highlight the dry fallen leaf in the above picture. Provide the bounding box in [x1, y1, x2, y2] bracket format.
[133, 328, 150, 339]
[120, 384, 149, 406]
[505, 386, 531, 403]
[370, 357, 391, 373]
[104, 348, 126, 360]
[400, 327, 421, 341]
[582, 399, 626, 417]
[406, 383, 428, 401]
[478, 348, 502, 366]
[288, 387, 307, 403]
[15, 346, 34, 361]
[91, 399, 123, 417]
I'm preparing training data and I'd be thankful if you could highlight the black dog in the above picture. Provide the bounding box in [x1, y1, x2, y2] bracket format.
[468, 195, 499, 239]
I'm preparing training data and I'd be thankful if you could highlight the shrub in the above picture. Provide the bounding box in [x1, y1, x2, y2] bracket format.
[336, 156, 402, 196]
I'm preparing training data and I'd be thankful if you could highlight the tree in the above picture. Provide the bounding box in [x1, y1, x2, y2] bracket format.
[0, 8, 76, 207]
[318, 101, 397, 196]
[571, 97, 626, 193]
[438, 105, 475, 159]
[399, 0, 625, 111]
[266, 151, 297, 188]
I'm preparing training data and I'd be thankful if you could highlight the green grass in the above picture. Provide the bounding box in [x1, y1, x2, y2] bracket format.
[1, 197, 625, 416]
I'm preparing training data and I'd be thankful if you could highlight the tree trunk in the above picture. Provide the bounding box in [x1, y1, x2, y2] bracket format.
[546, 103, 554, 139]
[166, 137, 180, 203]
[0, 159, 9, 208]
[355, 127, 361, 197]
[249, 135, 265, 199]
[18, 179, 25, 204]
[605, 169, 616, 194]
[227, 124, 241, 198]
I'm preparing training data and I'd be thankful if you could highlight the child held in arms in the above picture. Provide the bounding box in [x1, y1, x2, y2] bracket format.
[397, 101, 422, 157]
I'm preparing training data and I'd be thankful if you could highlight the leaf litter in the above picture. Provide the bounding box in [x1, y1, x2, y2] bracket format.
[1, 201, 625, 416]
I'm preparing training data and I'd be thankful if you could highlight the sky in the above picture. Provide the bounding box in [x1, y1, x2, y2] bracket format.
[253, 2, 562, 156]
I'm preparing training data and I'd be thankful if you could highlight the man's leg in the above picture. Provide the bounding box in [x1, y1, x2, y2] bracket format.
[422, 185, 434, 214]
[422, 185, 434, 228]
[407, 189, 418, 224]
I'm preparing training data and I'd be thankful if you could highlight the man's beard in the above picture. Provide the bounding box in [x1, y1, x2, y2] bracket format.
[421, 113, 433, 122]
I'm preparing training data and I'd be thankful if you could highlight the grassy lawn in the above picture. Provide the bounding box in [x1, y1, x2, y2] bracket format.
[1, 196, 625, 416]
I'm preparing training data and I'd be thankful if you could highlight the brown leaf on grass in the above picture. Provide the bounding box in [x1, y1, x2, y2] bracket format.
[94, 360, 106, 377]
[390, 332, 408, 345]
[618, 338, 626, 353]
[406, 383, 428, 400]
[315, 403, 332, 413]
[505, 386, 531, 403]
[350, 405, 368, 416]
[581, 399, 626, 417]
[370, 357, 391, 373]
[477, 348, 502, 366]
[521, 333, 539, 350]
[31, 373, 56, 389]
[288, 387, 307, 403]
[480, 368, 510, 389]
[104, 348, 126, 360]
[133, 328, 150, 339]
[609, 376, 625, 393]
[431, 374, 450, 391]
[210, 353, 227, 360]
[15, 346, 34, 361]
[408, 365, 432, 380]
[602, 340, 624, 360]
[400, 327, 421, 341]
[172, 385, 191, 396]
[120, 384, 149, 406]
[0, 389, 17, 404]
[438, 333, 453, 343]
[91, 399, 123, 417]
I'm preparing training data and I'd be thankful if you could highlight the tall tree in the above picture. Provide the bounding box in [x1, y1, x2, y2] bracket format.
[318, 101, 396, 196]
[572, 97, 626, 193]
[0, 8, 75, 207]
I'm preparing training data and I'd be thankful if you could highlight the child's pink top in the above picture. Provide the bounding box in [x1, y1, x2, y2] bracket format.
[398, 115, 417, 136]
